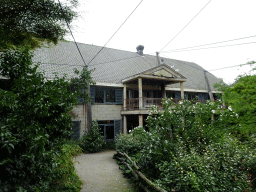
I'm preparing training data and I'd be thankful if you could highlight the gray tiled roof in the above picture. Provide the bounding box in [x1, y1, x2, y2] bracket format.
[33, 41, 221, 91]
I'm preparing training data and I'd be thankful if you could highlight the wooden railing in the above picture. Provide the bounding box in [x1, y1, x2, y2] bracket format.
[124, 98, 214, 110]
[143, 98, 162, 108]
[126, 98, 139, 110]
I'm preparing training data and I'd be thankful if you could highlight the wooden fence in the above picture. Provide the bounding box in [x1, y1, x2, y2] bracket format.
[115, 151, 173, 192]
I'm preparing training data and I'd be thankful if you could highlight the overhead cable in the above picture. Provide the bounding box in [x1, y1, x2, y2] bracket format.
[162, 35, 256, 53]
[159, 0, 212, 52]
[87, 0, 144, 65]
[208, 63, 254, 72]
[57, 0, 87, 67]
[162, 42, 256, 53]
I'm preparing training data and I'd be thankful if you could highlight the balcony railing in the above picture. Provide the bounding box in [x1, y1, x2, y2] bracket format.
[124, 98, 215, 110]
[126, 98, 139, 110]
[125, 98, 182, 110]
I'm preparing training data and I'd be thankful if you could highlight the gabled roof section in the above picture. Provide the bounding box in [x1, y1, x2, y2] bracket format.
[32, 41, 222, 91]
[122, 64, 186, 84]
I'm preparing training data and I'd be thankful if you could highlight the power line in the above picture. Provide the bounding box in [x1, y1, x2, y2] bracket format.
[161, 53, 205, 72]
[159, 0, 212, 52]
[162, 35, 256, 53]
[87, 0, 144, 66]
[208, 63, 254, 72]
[57, 0, 87, 67]
[162, 42, 256, 53]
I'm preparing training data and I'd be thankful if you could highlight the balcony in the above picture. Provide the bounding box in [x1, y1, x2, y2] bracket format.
[124, 98, 215, 111]
[124, 97, 183, 110]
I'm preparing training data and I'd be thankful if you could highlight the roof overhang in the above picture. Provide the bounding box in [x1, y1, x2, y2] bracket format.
[122, 64, 186, 84]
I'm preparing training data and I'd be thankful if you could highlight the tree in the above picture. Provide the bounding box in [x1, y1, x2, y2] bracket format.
[0, 47, 81, 191]
[214, 61, 256, 134]
[0, 0, 77, 50]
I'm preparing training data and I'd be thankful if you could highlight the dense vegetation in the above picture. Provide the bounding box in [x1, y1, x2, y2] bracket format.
[78, 121, 106, 153]
[0, 47, 86, 191]
[0, 0, 77, 50]
[0, 1, 99, 191]
[116, 98, 256, 191]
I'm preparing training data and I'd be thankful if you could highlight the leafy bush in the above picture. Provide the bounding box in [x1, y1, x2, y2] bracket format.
[0, 48, 91, 191]
[214, 73, 256, 134]
[78, 121, 106, 153]
[116, 99, 255, 191]
[50, 140, 83, 191]
[115, 126, 150, 156]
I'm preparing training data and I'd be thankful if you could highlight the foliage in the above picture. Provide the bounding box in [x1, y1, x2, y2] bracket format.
[79, 121, 106, 153]
[104, 141, 116, 150]
[69, 67, 95, 105]
[115, 127, 150, 156]
[0, 48, 84, 191]
[50, 140, 83, 191]
[116, 99, 255, 191]
[0, 0, 77, 50]
[215, 73, 256, 134]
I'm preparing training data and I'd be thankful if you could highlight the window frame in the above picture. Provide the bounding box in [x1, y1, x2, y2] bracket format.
[91, 86, 123, 104]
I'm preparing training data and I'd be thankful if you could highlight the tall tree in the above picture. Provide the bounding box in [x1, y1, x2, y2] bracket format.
[0, 0, 77, 50]
[215, 61, 256, 134]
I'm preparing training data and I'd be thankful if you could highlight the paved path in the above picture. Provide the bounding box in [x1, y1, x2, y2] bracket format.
[74, 150, 136, 192]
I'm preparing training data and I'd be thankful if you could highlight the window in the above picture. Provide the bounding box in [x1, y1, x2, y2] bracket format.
[98, 120, 117, 140]
[95, 88, 104, 103]
[90, 86, 123, 104]
[106, 89, 115, 102]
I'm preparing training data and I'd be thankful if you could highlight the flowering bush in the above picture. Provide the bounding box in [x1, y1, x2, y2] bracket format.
[116, 99, 255, 191]
[115, 127, 150, 156]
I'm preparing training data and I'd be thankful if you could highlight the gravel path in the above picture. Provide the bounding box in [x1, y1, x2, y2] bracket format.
[74, 150, 136, 192]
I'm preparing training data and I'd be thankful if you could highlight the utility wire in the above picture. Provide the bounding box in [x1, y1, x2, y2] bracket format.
[159, 0, 212, 52]
[208, 63, 254, 72]
[57, 0, 87, 67]
[162, 42, 256, 53]
[162, 35, 256, 53]
[87, 0, 144, 65]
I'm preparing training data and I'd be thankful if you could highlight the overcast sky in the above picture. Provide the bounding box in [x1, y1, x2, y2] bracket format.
[65, 0, 256, 84]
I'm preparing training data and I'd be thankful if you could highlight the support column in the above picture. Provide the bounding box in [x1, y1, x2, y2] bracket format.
[138, 78, 143, 109]
[123, 84, 127, 110]
[139, 115, 143, 127]
[123, 115, 127, 134]
[180, 82, 184, 99]
[128, 90, 132, 99]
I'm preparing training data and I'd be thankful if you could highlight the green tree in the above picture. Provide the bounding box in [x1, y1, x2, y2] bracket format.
[0, 47, 82, 191]
[0, 0, 77, 50]
[215, 61, 256, 134]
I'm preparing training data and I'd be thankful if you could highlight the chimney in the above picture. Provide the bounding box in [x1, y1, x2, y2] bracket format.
[136, 45, 144, 56]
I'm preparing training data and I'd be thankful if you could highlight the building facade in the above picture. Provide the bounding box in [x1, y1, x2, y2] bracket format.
[32, 41, 222, 140]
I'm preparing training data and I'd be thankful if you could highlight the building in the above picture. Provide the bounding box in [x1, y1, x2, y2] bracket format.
[32, 41, 221, 140]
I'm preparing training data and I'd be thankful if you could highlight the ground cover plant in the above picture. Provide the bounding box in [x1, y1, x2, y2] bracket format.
[116, 99, 256, 191]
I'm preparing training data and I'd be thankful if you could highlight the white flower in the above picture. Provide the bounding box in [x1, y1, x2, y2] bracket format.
[129, 130, 132, 133]
[212, 110, 216, 113]
[228, 106, 232, 111]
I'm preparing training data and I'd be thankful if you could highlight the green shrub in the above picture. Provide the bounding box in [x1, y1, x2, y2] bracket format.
[50, 141, 83, 191]
[79, 121, 106, 153]
[0, 48, 92, 191]
[139, 99, 254, 191]
[115, 126, 150, 156]
[116, 99, 255, 191]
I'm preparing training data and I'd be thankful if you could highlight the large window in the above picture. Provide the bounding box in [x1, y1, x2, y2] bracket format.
[91, 86, 123, 104]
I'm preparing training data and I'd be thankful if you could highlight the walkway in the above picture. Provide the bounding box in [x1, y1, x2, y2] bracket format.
[74, 150, 136, 192]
